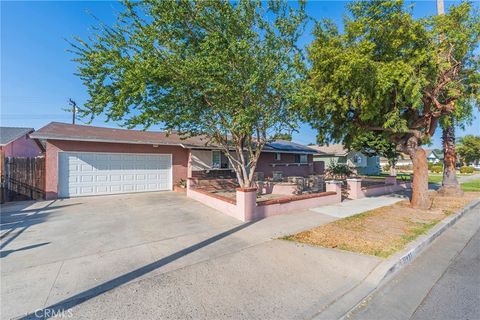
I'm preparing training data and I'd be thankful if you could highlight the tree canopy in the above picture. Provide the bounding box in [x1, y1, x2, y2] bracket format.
[71, 0, 307, 187]
[349, 132, 398, 167]
[302, 0, 480, 208]
[457, 135, 480, 164]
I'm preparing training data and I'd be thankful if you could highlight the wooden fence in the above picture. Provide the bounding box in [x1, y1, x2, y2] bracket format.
[1, 156, 45, 203]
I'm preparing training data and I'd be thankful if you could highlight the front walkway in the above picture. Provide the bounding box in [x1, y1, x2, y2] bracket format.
[310, 194, 408, 218]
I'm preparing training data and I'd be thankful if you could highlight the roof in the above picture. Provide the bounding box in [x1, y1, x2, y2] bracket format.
[30, 122, 213, 148]
[263, 140, 317, 154]
[0, 127, 34, 146]
[30, 122, 317, 153]
[308, 144, 349, 156]
[426, 149, 444, 160]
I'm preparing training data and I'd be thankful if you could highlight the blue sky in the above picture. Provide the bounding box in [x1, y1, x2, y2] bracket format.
[1, 0, 479, 148]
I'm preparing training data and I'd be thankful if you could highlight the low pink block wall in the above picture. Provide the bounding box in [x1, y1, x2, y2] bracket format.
[363, 182, 412, 197]
[255, 192, 339, 220]
[186, 188, 242, 221]
[347, 178, 412, 199]
[187, 183, 342, 222]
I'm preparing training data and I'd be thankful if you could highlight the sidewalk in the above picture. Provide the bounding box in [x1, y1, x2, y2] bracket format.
[310, 195, 406, 218]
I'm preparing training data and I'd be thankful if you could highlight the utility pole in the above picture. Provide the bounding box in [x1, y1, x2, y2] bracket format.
[68, 98, 77, 125]
[436, 0, 444, 15]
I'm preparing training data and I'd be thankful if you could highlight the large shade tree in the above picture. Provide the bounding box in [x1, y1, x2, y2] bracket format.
[302, 0, 480, 208]
[70, 0, 307, 188]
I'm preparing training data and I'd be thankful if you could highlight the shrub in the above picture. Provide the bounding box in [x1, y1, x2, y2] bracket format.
[460, 166, 474, 174]
[430, 165, 442, 173]
[326, 160, 354, 179]
[383, 164, 391, 172]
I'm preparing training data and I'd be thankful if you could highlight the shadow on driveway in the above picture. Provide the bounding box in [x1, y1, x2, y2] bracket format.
[20, 220, 256, 320]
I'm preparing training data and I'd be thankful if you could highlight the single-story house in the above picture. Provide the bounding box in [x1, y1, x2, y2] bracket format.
[0, 127, 44, 158]
[426, 149, 444, 164]
[30, 122, 320, 199]
[309, 144, 380, 175]
[1, 127, 45, 178]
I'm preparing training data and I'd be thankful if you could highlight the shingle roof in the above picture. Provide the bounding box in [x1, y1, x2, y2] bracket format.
[30, 122, 212, 148]
[0, 127, 34, 146]
[30, 122, 317, 153]
[308, 144, 349, 156]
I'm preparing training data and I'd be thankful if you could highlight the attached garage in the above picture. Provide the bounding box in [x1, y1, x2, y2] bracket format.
[58, 152, 172, 197]
[30, 122, 200, 199]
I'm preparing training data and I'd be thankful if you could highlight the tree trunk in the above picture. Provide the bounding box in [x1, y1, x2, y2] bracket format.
[389, 161, 397, 176]
[438, 125, 463, 196]
[410, 147, 430, 209]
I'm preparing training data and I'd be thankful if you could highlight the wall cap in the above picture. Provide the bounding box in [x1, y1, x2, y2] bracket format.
[236, 187, 258, 192]
[325, 180, 343, 184]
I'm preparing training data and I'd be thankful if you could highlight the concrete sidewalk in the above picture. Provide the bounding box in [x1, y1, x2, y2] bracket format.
[310, 195, 407, 218]
[1, 192, 368, 320]
[45, 240, 380, 320]
[4, 192, 422, 320]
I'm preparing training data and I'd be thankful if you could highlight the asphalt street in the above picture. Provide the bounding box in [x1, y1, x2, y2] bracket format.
[349, 203, 480, 320]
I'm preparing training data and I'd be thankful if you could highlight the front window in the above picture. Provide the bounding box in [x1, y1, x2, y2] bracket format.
[212, 150, 221, 168]
[274, 153, 281, 161]
[353, 155, 362, 164]
[295, 154, 308, 164]
[212, 150, 230, 169]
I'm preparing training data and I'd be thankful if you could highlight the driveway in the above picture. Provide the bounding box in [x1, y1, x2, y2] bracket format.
[1, 192, 380, 320]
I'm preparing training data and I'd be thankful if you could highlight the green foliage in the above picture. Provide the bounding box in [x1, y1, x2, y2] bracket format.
[70, 0, 307, 187]
[460, 166, 474, 174]
[350, 132, 398, 166]
[430, 165, 443, 174]
[326, 160, 354, 179]
[269, 133, 293, 141]
[302, 0, 480, 153]
[457, 135, 480, 164]
[383, 163, 391, 172]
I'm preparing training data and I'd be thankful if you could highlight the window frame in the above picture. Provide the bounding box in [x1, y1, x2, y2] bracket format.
[212, 150, 221, 169]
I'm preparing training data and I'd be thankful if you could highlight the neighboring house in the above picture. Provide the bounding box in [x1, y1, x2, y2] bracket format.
[380, 153, 413, 169]
[310, 144, 380, 175]
[0, 127, 44, 158]
[426, 149, 444, 164]
[30, 122, 320, 199]
[379, 150, 444, 171]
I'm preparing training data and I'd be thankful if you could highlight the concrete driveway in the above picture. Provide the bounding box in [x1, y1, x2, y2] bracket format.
[1, 192, 381, 320]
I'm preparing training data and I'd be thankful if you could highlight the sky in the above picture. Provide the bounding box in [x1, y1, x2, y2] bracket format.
[1, 0, 479, 148]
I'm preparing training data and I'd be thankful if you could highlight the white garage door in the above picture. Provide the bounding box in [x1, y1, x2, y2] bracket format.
[58, 152, 172, 197]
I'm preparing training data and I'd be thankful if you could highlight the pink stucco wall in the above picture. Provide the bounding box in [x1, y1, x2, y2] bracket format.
[255, 153, 316, 178]
[186, 187, 242, 220]
[1, 135, 43, 158]
[187, 186, 341, 222]
[347, 178, 412, 199]
[45, 140, 189, 199]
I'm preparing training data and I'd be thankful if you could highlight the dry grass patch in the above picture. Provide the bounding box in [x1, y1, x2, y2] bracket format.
[283, 192, 480, 258]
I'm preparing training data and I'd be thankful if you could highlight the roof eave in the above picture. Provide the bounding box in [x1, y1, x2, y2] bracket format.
[30, 135, 187, 147]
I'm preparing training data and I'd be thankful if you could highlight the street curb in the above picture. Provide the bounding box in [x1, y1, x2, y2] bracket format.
[312, 198, 480, 320]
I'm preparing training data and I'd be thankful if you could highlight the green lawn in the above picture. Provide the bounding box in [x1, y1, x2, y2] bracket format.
[428, 174, 443, 184]
[461, 179, 480, 192]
